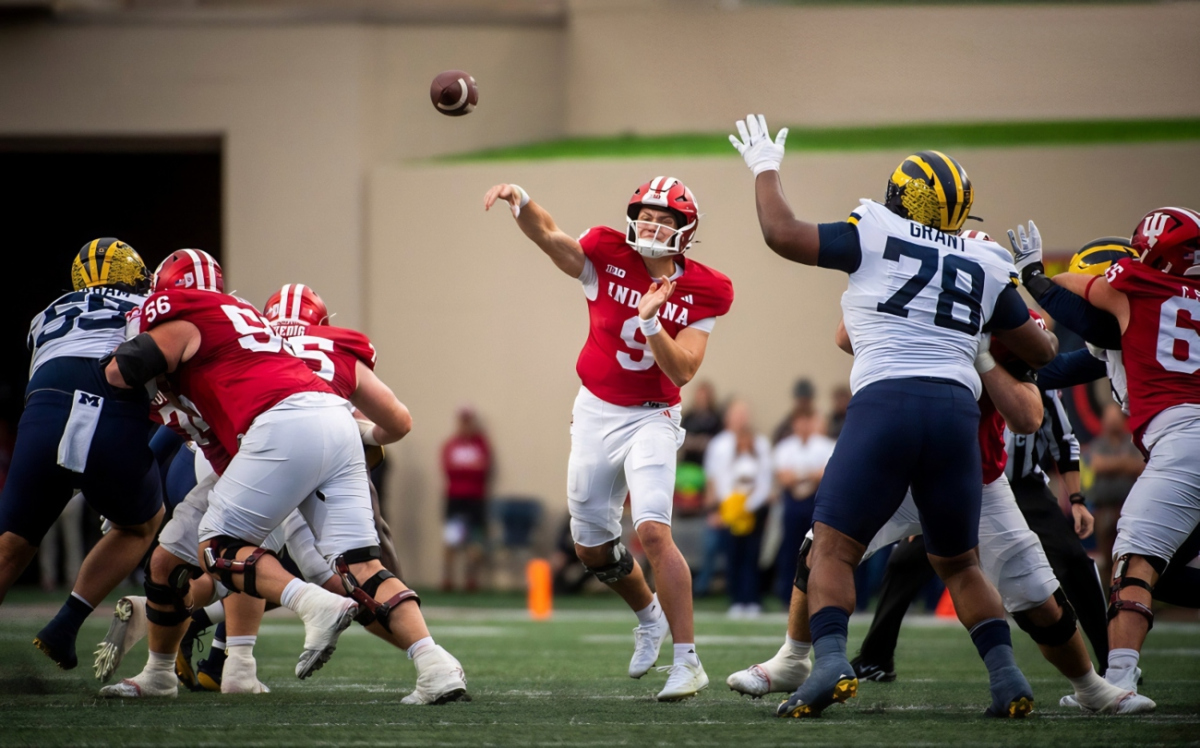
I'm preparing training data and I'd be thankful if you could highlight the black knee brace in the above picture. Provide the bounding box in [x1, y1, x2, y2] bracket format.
[202, 536, 275, 599]
[1107, 554, 1162, 631]
[582, 541, 634, 585]
[792, 536, 813, 594]
[143, 562, 200, 627]
[335, 546, 420, 632]
[1012, 588, 1079, 648]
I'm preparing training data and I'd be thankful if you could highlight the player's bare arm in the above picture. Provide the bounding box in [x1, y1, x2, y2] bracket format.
[484, 183, 585, 278]
[978, 365, 1042, 435]
[1052, 272, 1131, 331]
[729, 115, 821, 266]
[638, 275, 709, 387]
[349, 360, 413, 445]
[104, 320, 201, 389]
[1061, 469, 1094, 539]
[991, 317, 1058, 368]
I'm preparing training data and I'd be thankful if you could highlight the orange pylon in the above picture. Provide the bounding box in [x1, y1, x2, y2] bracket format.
[526, 558, 553, 621]
[935, 588, 957, 619]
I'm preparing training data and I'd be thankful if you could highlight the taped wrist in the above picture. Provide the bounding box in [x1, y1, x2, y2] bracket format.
[639, 315, 663, 338]
[357, 419, 381, 447]
[112, 333, 168, 387]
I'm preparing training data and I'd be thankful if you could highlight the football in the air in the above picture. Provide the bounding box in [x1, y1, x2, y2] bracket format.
[430, 70, 478, 117]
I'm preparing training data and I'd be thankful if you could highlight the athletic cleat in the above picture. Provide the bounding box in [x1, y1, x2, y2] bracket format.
[175, 618, 209, 691]
[727, 643, 812, 698]
[629, 614, 670, 679]
[656, 662, 709, 702]
[99, 669, 179, 698]
[401, 645, 468, 705]
[293, 587, 358, 679]
[775, 675, 857, 718]
[1061, 689, 1156, 715]
[221, 653, 270, 694]
[850, 655, 896, 683]
[986, 695, 1035, 719]
[984, 664, 1034, 718]
[93, 596, 148, 682]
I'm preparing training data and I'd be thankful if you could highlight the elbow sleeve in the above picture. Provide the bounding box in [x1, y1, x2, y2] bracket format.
[111, 333, 169, 386]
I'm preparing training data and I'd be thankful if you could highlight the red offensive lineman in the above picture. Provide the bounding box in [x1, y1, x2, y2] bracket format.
[263, 282, 406, 581]
[1054, 207, 1200, 702]
[485, 177, 734, 701]
[102, 250, 467, 704]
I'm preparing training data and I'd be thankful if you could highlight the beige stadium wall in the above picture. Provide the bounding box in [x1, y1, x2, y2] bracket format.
[369, 142, 1200, 584]
[565, 1, 1200, 135]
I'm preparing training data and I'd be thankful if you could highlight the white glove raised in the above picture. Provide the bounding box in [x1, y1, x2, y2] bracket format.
[1007, 220, 1043, 277]
[729, 114, 788, 176]
[974, 333, 997, 374]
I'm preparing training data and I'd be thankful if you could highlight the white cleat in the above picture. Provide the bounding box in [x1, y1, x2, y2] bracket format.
[400, 645, 468, 705]
[99, 669, 178, 698]
[726, 643, 812, 698]
[656, 661, 709, 701]
[292, 584, 358, 679]
[221, 653, 270, 694]
[93, 596, 148, 682]
[629, 614, 670, 679]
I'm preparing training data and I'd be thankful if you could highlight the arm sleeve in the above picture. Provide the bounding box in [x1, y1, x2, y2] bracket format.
[1037, 349, 1109, 391]
[816, 222, 862, 274]
[1045, 391, 1081, 474]
[983, 284, 1029, 331]
[1037, 284, 1122, 350]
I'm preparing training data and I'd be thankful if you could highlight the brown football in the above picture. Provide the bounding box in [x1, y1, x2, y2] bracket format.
[430, 70, 478, 117]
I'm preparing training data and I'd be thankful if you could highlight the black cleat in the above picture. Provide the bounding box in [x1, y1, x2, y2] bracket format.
[33, 626, 78, 671]
[175, 620, 209, 691]
[850, 655, 896, 683]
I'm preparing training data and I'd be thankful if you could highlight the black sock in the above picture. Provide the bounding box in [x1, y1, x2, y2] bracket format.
[51, 594, 94, 634]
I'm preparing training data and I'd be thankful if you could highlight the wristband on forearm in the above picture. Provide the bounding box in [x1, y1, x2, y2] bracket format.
[639, 315, 663, 338]
[1068, 492, 1087, 506]
[1021, 264, 1054, 301]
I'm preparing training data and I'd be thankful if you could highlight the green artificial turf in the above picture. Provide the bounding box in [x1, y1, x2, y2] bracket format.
[437, 119, 1200, 162]
[1, 589, 1197, 746]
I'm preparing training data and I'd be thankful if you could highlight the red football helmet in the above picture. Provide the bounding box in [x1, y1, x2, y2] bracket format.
[960, 229, 992, 241]
[1132, 207, 1200, 278]
[263, 283, 330, 326]
[625, 176, 699, 258]
[153, 249, 223, 294]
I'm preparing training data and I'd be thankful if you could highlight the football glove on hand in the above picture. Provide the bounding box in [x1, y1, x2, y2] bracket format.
[729, 114, 788, 176]
[974, 333, 997, 374]
[1008, 220, 1052, 300]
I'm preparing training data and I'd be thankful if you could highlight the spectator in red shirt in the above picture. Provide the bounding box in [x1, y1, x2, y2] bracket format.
[442, 406, 493, 592]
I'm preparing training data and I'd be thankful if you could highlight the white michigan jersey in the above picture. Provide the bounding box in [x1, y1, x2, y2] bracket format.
[842, 200, 1019, 399]
[27, 288, 145, 378]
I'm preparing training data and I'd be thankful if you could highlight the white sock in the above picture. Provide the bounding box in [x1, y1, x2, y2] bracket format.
[147, 650, 175, 673]
[635, 594, 661, 626]
[279, 578, 308, 610]
[673, 642, 699, 667]
[785, 636, 812, 659]
[1068, 667, 1109, 697]
[226, 635, 257, 649]
[407, 636, 435, 660]
[70, 591, 95, 610]
[205, 601, 226, 625]
[1108, 648, 1140, 674]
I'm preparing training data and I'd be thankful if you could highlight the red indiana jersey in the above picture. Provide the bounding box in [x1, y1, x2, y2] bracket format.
[575, 226, 734, 407]
[141, 289, 335, 457]
[1105, 258, 1200, 448]
[150, 388, 232, 475]
[272, 322, 377, 400]
[977, 334, 1039, 483]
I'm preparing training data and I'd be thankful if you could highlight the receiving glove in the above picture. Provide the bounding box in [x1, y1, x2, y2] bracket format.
[974, 333, 997, 374]
[1007, 220, 1053, 300]
[729, 114, 788, 176]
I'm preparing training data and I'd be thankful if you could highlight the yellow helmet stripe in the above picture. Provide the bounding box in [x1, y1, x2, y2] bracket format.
[930, 151, 966, 229]
[86, 238, 101, 285]
[98, 241, 117, 283]
[916, 154, 951, 229]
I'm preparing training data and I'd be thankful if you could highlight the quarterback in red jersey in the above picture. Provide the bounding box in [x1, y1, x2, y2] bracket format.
[102, 251, 467, 705]
[485, 177, 734, 700]
[1053, 207, 1200, 702]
